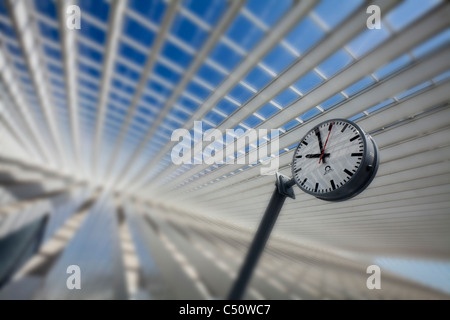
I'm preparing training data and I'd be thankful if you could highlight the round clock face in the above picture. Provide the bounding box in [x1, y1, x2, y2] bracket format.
[292, 119, 379, 201]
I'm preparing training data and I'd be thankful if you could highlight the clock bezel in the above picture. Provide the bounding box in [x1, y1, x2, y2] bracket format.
[291, 118, 379, 202]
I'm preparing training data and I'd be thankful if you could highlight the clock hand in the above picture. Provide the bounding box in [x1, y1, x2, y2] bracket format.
[305, 153, 330, 158]
[319, 121, 334, 164]
[315, 128, 326, 164]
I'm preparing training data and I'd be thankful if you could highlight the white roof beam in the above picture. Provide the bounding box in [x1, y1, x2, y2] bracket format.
[6, 0, 69, 170]
[91, 0, 128, 182]
[0, 38, 54, 165]
[58, 0, 85, 178]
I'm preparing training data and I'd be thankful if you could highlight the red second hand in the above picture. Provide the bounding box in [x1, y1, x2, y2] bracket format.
[319, 121, 334, 164]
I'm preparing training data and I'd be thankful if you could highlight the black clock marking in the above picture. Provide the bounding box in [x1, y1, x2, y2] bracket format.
[341, 123, 348, 133]
[344, 168, 353, 176]
[350, 135, 360, 142]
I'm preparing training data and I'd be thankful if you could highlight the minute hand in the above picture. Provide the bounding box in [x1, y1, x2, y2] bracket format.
[319, 122, 334, 164]
[315, 128, 325, 163]
[315, 128, 324, 150]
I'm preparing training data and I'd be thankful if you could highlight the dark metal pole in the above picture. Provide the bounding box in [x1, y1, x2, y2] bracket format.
[227, 174, 295, 300]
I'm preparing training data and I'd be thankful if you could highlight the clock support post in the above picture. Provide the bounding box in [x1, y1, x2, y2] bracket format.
[227, 173, 295, 300]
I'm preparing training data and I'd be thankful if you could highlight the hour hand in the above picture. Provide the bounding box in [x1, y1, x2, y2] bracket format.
[305, 153, 330, 158]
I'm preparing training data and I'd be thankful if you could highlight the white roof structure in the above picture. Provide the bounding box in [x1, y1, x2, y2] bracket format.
[0, 0, 449, 299]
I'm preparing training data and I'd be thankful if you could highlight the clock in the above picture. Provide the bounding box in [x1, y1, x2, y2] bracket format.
[291, 119, 379, 201]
